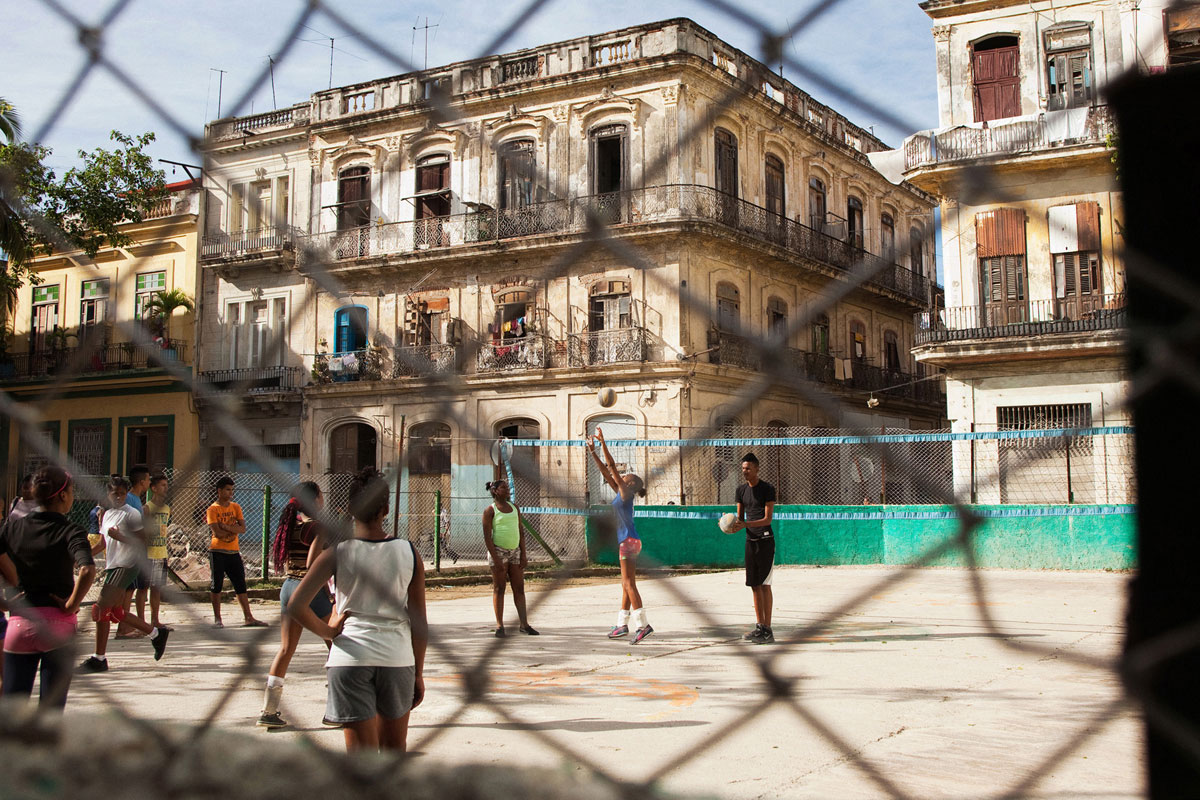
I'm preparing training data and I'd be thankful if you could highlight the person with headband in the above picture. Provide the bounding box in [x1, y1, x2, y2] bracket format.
[258, 481, 334, 728]
[287, 468, 428, 753]
[79, 475, 170, 672]
[482, 478, 538, 638]
[586, 426, 653, 644]
[0, 466, 95, 706]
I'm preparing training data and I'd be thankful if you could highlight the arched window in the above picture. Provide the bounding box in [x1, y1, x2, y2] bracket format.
[493, 288, 533, 342]
[408, 421, 451, 475]
[589, 279, 632, 331]
[881, 212, 896, 262]
[591, 123, 627, 195]
[334, 306, 368, 353]
[910, 226, 925, 274]
[884, 330, 901, 371]
[1045, 24, 1094, 111]
[715, 128, 739, 197]
[329, 422, 377, 474]
[496, 418, 541, 504]
[716, 282, 740, 332]
[499, 139, 535, 210]
[808, 177, 827, 230]
[767, 296, 788, 338]
[972, 35, 1021, 122]
[765, 155, 785, 217]
[812, 313, 830, 355]
[849, 319, 867, 362]
[847, 196, 864, 249]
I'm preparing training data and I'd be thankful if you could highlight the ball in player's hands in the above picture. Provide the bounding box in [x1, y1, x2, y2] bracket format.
[718, 513, 739, 534]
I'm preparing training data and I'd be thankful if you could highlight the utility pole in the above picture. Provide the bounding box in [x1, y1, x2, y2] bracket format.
[212, 68, 228, 118]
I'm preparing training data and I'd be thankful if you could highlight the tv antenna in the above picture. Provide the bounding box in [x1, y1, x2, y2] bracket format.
[211, 68, 228, 118]
[413, 17, 439, 71]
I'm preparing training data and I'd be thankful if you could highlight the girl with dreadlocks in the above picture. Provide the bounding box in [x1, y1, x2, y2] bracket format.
[257, 481, 334, 728]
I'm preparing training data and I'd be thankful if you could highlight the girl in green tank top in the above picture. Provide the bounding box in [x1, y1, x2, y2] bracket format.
[482, 480, 538, 638]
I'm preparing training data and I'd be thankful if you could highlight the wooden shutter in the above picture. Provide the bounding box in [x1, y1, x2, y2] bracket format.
[973, 45, 1021, 122]
[976, 208, 1027, 258]
[1075, 201, 1100, 251]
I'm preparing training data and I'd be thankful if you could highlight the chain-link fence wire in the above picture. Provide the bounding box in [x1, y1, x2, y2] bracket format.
[0, 0, 1170, 796]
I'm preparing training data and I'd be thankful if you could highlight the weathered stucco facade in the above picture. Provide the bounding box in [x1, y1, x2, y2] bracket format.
[199, 18, 943, 538]
[902, 0, 1181, 504]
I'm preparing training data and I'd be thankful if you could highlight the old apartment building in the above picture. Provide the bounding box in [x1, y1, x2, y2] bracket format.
[1, 179, 202, 494]
[198, 18, 942, 537]
[898, 0, 1190, 503]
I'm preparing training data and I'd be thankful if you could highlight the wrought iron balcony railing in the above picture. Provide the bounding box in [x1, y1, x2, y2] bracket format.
[0, 341, 190, 382]
[201, 225, 302, 260]
[915, 292, 1127, 345]
[567, 328, 646, 367]
[298, 184, 929, 303]
[197, 365, 304, 393]
[310, 349, 384, 383]
[476, 335, 548, 373]
[392, 344, 460, 378]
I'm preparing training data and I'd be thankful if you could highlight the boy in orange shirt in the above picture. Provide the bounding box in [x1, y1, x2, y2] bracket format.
[207, 477, 265, 628]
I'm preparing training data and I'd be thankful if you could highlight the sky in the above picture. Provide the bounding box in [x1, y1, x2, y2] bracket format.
[3, 0, 940, 173]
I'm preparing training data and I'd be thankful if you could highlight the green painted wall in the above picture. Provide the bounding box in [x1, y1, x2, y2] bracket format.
[586, 505, 1136, 571]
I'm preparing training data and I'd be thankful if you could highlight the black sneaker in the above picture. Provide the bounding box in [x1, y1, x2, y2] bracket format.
[152, 628, 170, 661]
[743, 624, 763, 641]
[257, 712, 287, 728]
[519, 625, 540, 636]
[494, 627, 506, 638]
[754, 627, 775, 645]
[79, 656, 108, 672]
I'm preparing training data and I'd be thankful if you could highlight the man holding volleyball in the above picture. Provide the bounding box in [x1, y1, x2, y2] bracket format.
[729, 453, 776, 644]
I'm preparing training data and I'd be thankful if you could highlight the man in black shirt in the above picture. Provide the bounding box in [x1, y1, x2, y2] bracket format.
[732, 452, 776, 644]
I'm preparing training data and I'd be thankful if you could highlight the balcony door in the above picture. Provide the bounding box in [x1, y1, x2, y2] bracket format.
[714, 128, 739, 227]
[1050, 201, 1102, 319]
[590, 124, 627, 224]
[415, 154, 451, 248]
[336, 166, 370, 258]
[977, 208, 1028, 325]
[972, 36, 1021, 122]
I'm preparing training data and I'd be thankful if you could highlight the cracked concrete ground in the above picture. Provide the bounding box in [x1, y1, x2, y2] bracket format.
[59, 566, 1139, 799]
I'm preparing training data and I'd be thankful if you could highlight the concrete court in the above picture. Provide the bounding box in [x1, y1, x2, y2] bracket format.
[63, 567, 1141, 799]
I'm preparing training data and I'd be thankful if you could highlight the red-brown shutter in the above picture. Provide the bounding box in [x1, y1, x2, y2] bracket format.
[1075, 201, 1101, 251]
[976, 208, 1027, 258]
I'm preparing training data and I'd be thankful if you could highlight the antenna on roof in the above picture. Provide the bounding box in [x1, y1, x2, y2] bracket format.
[268, 56, 278, 110]
[414, 16, 439, 71]
[211, 68, 228, 118]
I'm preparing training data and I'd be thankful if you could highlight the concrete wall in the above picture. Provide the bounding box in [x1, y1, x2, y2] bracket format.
[586, 504, 1135, 570]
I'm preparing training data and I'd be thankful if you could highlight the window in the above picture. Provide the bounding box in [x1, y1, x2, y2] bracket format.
[881, 213, 896, 262]
[808, 177, 827, 230]
[768, 297, 788, 339]
[248, 301, 270, 366]
[884, 330, 901, 371]
[1045, 25, 1093, 111]
[125, 424, 168, 474]
[716, 282, 740, 332]
[415, 154, 451, 248]
[495, 418, 541, 504]
[714, 128, 739, 197]
[812, 313, 830, 355]
[849, 319, 866, 362]
[407, 297, 449, 346]
[909, 226, 925, 274]
[421, 76, 451, 100]
[336, 166, 371, 231]
[1049, 201, 1102, 318]
[231, 176, 289, 232]
[329, 422, 377, 474]
[847, 196, 864, 249]
[408, 421, 451, 475]
[589, 280, 632, 331]
[494, 289, 532, 342]
[227, 303, 241, 368]
[591, 124, 626, 195]
[996, 403, 1093, 503]
[499, 139, 535, 210]
[972, 35, 1021, 122]
[976, 208, 1028, 325]
[1167, 6, 1200, 67]
[334, 306, 368, 353]
[765, 155, 785, 217]
[70, 422, 108, 476]
[80, 279, 109, 345]
[134, 271, 166, 323]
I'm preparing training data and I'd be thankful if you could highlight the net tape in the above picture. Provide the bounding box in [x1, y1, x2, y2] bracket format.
[0, 0, 1181, 796]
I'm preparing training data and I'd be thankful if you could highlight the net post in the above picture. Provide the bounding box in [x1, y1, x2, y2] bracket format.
[433, 489, 442, 572]
[260, 484, 272, 579]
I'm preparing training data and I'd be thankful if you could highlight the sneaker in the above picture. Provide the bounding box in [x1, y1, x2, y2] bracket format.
[152, 628, 170, 661]
[78, 656, 108, 673]
[753, 627, 775, 645]
[494, 627, 506, 638]
[322, 717, 343, 728]
[257, 712, 287, 728]
[607, 625, 629, 639]
[743, 624, 763, 641]
[632, 625, 654, 644]
[519, 625, 540, 636]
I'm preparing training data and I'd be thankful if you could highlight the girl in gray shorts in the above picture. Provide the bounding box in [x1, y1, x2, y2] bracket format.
[287, 468, 429, 752]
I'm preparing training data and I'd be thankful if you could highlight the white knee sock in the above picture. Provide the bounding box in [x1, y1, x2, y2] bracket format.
[263, 680, 284, 715]
[631, 607, 648, 630]
[616, 609, 630, 627]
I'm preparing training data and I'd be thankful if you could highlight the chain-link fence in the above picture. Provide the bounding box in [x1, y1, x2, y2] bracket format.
[2, 0, 1192, 796]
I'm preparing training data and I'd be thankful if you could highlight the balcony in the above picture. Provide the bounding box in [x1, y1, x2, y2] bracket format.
[903, 106, 1115, 172]
[392, 344, 460, 378]
[201, 225, 302, 261]
[197, 365, 303, 394]
[567, 328, 646, 367]
[476, 335, 548, 373]
[915, 293, 1126, 345]
[706, 331, 839, 386]
[0, 341, 190, 383]
[207, 103, 311, 141]
[300, 185, 929, 304]
[311, 349, 385, 383]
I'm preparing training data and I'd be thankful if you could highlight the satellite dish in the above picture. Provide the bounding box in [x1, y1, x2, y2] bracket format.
[490, 439, 514, 466]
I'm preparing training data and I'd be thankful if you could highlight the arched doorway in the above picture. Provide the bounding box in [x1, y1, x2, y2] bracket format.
[496, 418, 540, 507]
[407, 421, 451, 555]
[586, 414, 636, 505]
[329, 422, 377, 474]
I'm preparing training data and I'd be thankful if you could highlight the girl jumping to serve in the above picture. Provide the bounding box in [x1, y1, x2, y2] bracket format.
[482, 479, 538, 638]
[587, 427, 652, 644]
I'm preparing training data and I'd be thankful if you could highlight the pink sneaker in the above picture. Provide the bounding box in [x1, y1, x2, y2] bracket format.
[607, 625, 629, 639]
[632, 625, 654, 644]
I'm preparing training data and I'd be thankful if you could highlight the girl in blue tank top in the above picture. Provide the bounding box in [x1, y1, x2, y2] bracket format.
[586, 427, 653, 644]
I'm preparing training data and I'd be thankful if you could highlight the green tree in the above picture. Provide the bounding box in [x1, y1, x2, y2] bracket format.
[0, 127, 168, 329]
[144, 288, 195, 346]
